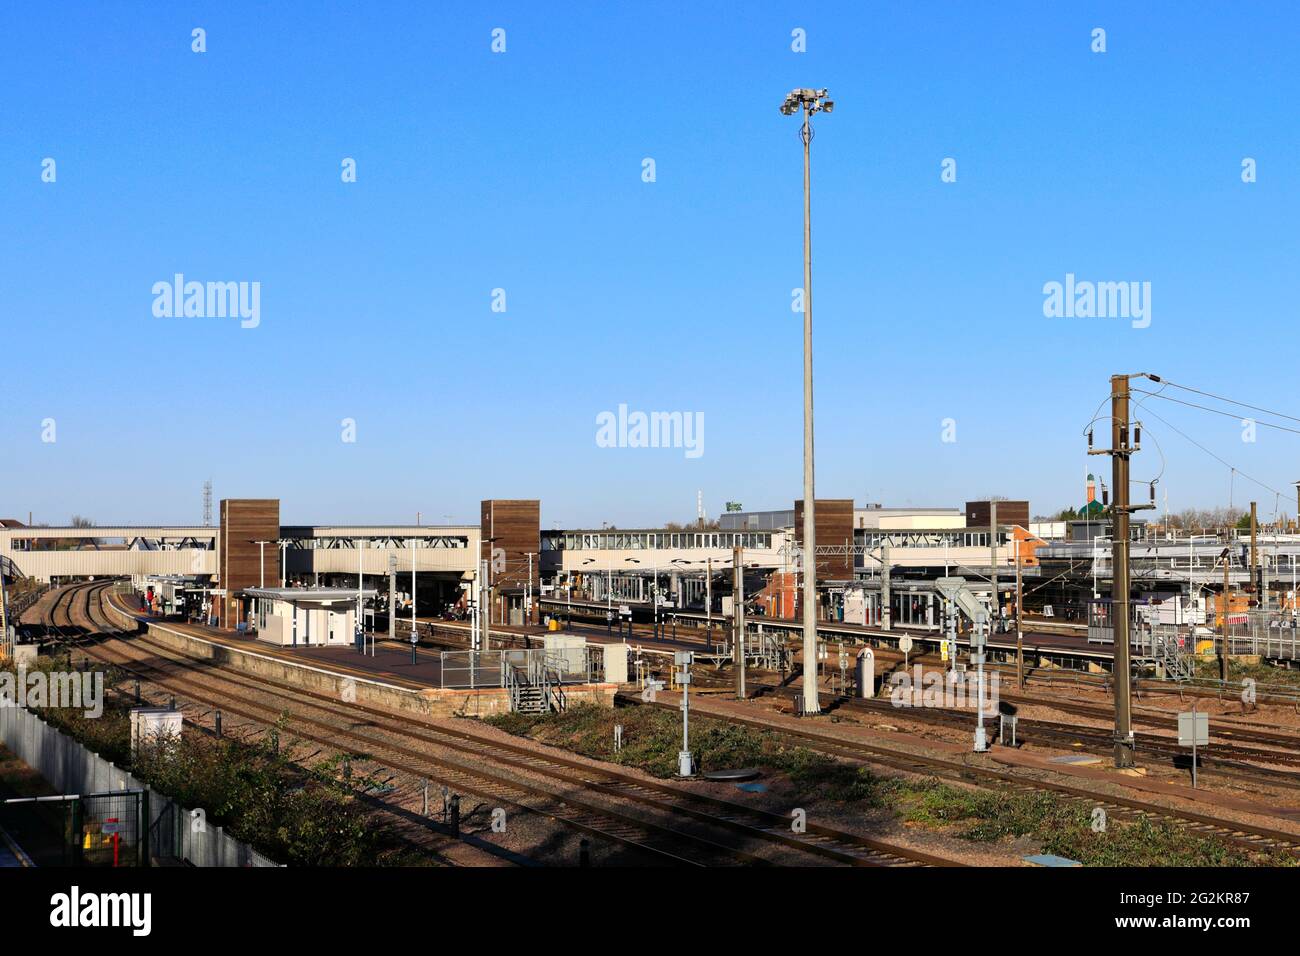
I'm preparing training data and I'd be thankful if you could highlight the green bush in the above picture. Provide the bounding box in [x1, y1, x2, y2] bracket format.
[5, 657, 391, 865]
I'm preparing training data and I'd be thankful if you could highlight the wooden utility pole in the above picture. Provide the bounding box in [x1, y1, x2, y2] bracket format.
[1109, 375, 1135, 768]
[733, 546, 745, 700]
[705, 557, 712, 642]
[1250, 501, 1259, 607]
[1221, 549, 1231, 682]
[388, 555, 397, 641]
[1089, 373, 1152, 768]
[988, 501, 999, 641]
[1015, 535, 1024, 688]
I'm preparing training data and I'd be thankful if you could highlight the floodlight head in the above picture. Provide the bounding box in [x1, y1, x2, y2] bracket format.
[780, 87, 834, 117]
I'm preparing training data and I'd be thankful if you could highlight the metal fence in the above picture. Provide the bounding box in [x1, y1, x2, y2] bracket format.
[1226, 627, 1300, 660]
[2, 582, 48, 659]
[439, 647, 601, 689]
[1, 790, 145, 867]
[0, 704, 278, 867]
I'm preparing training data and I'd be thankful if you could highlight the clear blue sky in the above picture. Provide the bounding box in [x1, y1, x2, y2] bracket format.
[3, 2, 1298, 528]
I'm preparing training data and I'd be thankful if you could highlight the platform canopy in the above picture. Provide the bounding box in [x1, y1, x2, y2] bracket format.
[244, 587, 376, 606]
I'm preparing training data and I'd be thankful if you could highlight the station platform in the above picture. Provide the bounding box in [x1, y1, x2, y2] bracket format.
[105, 591, 618, 718]
[543, 596, 1123, 665]
[110, 592, 440, 689]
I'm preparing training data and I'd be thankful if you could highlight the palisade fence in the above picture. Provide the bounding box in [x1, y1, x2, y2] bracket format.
[0, 704, 279, 867]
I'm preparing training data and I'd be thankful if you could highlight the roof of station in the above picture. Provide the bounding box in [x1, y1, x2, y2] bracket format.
[244, 587, 377, 601]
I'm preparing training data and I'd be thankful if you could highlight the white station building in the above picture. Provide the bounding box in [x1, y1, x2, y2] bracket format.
[244, 587, 376, 647]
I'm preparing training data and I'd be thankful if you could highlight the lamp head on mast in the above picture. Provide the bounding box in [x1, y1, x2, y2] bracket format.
[780, 88, 833, 116]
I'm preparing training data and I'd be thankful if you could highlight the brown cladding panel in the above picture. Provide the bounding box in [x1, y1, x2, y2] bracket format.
[966, 500, 1029, 529]
[219, 498, 281, 626]
[480, 499, 541, 590]
[794, 499, 855, 580]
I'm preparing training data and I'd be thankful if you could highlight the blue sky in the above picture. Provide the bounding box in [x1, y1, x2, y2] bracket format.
[3, 2, 1298, 528]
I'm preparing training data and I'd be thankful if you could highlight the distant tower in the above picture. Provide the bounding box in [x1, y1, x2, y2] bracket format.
[1086, 473, 1096, 505]
[202, 479, 213, 527]
[697, 490, 705, 527]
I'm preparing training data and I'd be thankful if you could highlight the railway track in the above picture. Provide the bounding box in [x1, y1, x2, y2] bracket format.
[29, 582, 1300, 863]
[622, 692, 1300, 860]
[75, 583, 958, 868]
[117, 587, 1300, 862]
[384, 602, 1300, 786]
[543, 602, 1300, 712]
[689, 670, 1300, 789]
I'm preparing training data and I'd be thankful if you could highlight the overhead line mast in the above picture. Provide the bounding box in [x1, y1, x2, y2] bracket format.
[1088, 373, 1158, 768]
